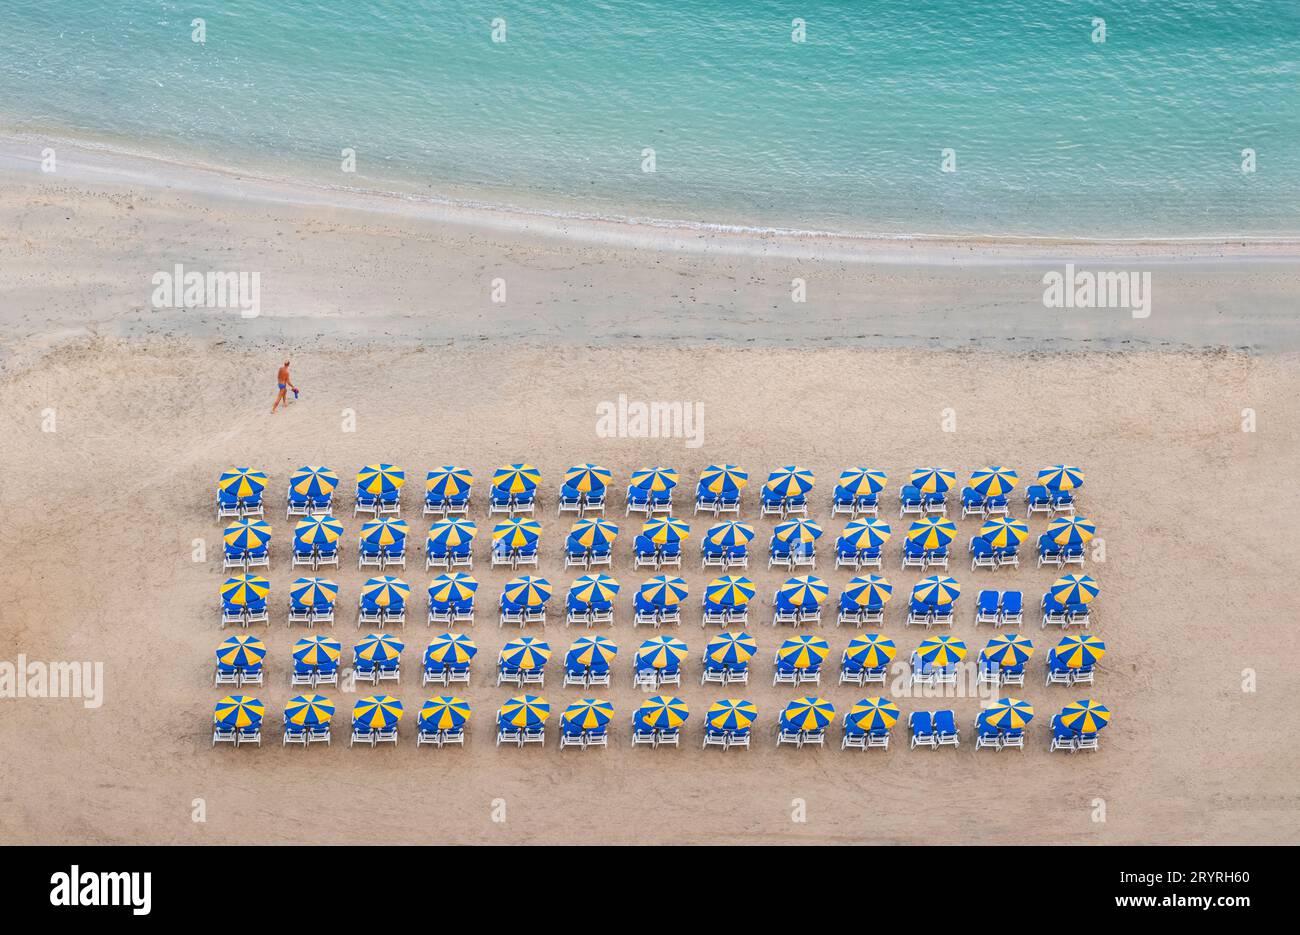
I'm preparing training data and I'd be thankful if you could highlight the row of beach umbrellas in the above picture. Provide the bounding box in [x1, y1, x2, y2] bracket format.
[216, 693, 1111, 735]
[220, 464, 1086, 501]
[217, 631, 1109, 673]
[221, 570, 1102, 612]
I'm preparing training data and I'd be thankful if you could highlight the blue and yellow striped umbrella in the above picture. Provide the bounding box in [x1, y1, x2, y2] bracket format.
[1055, 635, 1106, 669]
[764, 465, 815, 498]
[699, 464, 749, 496]
[491, 463, 541, 494]
[425, 633, 478, 666]
[1051, 574, 1101, 605]
[909, 468, 957, 495]
[1047, 515, 1096, 548]
[355, 633, 404, 664]
[982, 633, 1034, 668]
[427, 572, 478, 605]
[640, 575, 689, 608]
[360, 518, 409, 549]
[705, 575, 756, 607]
[705, 521, 755, 548]
[1038, 465, 1084, 491]
[214, 695, 263, 729]
[569, 574, 620, 605]
[838, 467, 888, 497]
[223, 518, 272, 552]
[568, 518, 619, 550]
[294, 515, 344, 548]
[218, 468, 267, 499]
[425, 466, 474, 498]
[847, 697, 900, 732]
[216, 634, 265, 668]
[841, 518, 892, 550]
[780, 696, 835, 732]
[214, 697, 262, 733]
[427, 518, 477, 551]
[499, 694, 550, 728]
[285, 693, 334, 728]
[638, 695, 689, 730]
[1060, 699, 1110, 732]
[353, 695, 403, 730]
[707, 698, 757, 731]
[566, 635, 619, 669]
[289, 466, 338, 500]
[501, 637, 551, 670]
[564, 463, 612, 494]
[419, 695, 471, 732]
[979, 516, 1029, 549]
[641, 516, 690, 545]
[562, 698, 614, 730]
[777, 575, 830, 610]
[845, 634, 896, 669]
[916, 635, 968, 666]
[773, 518, 824, 544]
[357, 464, 405, 495]
[221, 574, 270, 607]
[705, 631, 758, 666]
[844, 575, 894, 607]
[913, 575, 961, 606]
[293, 635, 341, 667]
[361, 576, 410, 608]
[777, 635, 830, 670]
[985, 697, 1035, 730]
[636, 635, 689, 670]
[969, 466, 1020, 498]
[630, 467, 679, 493]
[492, 517, 542, 549]
[503, 575, 552, 607]
[906, 516, 957, 550]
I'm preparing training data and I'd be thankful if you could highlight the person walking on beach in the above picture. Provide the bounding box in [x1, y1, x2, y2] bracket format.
[271, 360, 297, 413]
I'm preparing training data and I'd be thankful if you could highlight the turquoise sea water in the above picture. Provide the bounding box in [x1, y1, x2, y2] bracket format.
[1, 0, 1297, 238]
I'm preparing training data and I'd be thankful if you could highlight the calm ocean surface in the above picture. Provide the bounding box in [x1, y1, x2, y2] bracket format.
[1, 0, 1297, 238]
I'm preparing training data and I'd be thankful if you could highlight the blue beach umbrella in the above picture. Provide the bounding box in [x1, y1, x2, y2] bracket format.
[909, 468, 956, 495]
[568, 518, 619, 550]
[844, 634, 896, 669]
[699, 464, 749, 496]
[221, 574, 270, 607]
[294, 515, 344, 549]
[216, 634, 266, 669]
[427, 518, 477, 551]
[843, 575, 894, 608]
[629, 467, 679, 493]
[764, 465, 815, 498]
[502, 575, 552, 607]
[285, 694, 334, 728]
[704, 631, 758, 667]
[1046, 516, 1097, 548]
[705, 521, 756, 548]
[218, 468, 267, 499]
[562, 698, 614, 731]
[847, 697, 900, 733]
[360, 518, 409, 549]
[361, 576, 410, 608]
[355, 633, 403, 664]
[356, 464, 405, 495]
[499, 694, 550, 729]
[566, 635, 618, 669]
[837, 467, 887, 497]
[705, 575, 756, 608]
[982, 633, 1034, 668]
[501, 637, 551, 670]
[425, 633, 478, 667]
[1059, 699, 1111, 733]
[293, 635, 341, 667]
[979, 516, 1029, 549]
[425, 466, 474, 499]
[636, 635, 688, 670]
[427, 572, 478, 605]
[223, 518, 272, 552]
[493, 517, 542, 549]
[916, 635, 968, 666]
[780, 696, 835, 732]
[353, 695, 403, 730]
[641, 516, 690, 545]
[1038, 465, 1085, 491]
[841, 518, 892, 550]
[969, 466, 1019, 498]
[289, 466, 338, 500]
[640, 575, 689, 608]
[214, 695, 263, 729]
[707, 699, 757, 731]
[564, 463, 612, 494]
[1050, 574, 1101, 605]
[984, 697, 1035, 730]
[912, 575, 961, 606]
[906, 517, 957, 550]
[419, 695, 471, 732]
[637, 695, 689, 730]
[773, 518, 824, 544]
[569, 574, 620, 605]
[491, 463, 541, 495]
[1055, 635, 1106, 669]
[776, 575, 829, 610]
[776, 635, 830, 670]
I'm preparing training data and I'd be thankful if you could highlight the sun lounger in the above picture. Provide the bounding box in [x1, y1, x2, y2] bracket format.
[1026, 484, 1052, 518]
[909, 711, 937, 749]
[358, 542, 383, 571]
[974, 714, 1001, 751]
[975, 589, 1000, 625]
[292, 545, 315, 570]
[771, 606, 799, 627]
[768, 539, 794, 570]
[557, 486, 583, 517]
[773, 662, 799, 686]
[702, 726, 729, 750]
[1041, 595, 1070, 629]
[933, 709, 959, 746]
[1049, 715, 1076, 753]
[759, 489, 785, 518]
[970, 536, 997, 570]
[960, 487, 986, 518]
[906, 598, 933, 628]
[998, 590, 1023, 627]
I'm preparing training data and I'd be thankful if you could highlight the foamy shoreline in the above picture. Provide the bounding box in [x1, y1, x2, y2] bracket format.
[3, 131, 1298, 265]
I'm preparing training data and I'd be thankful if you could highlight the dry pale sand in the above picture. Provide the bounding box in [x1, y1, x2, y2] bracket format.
[1, 338, 1298, 845]
[0, 161, 1298, 845]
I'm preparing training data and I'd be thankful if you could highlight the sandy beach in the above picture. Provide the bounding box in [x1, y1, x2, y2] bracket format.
[1, 146, 1299, 845]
